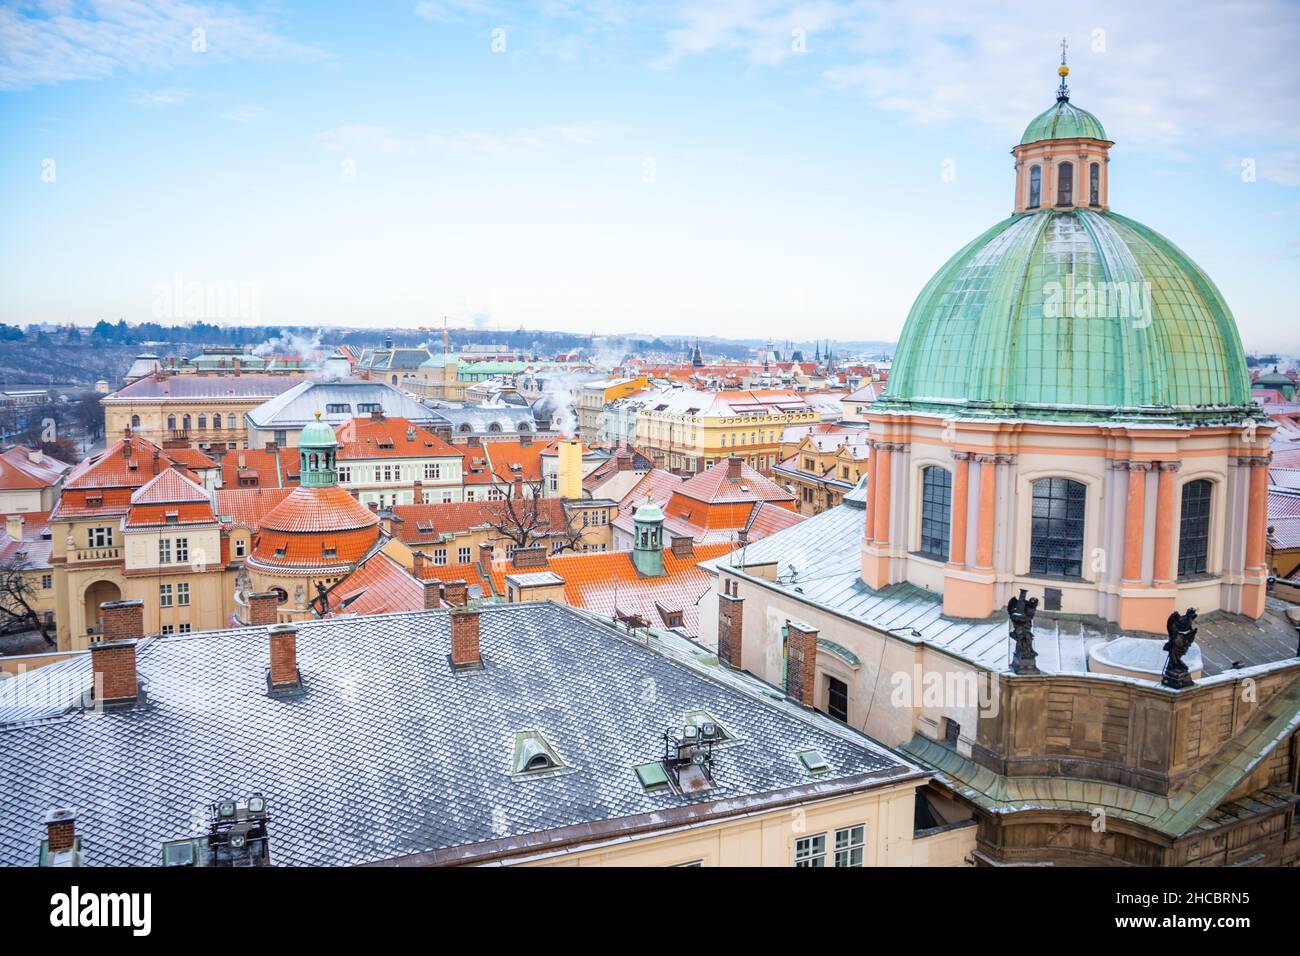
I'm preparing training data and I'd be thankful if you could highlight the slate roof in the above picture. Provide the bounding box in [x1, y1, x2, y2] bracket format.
[701, 501, 1300, 677]
[0, 603, 918, 866]
[246, 381, 437, 430]
[102, 374, 304, 401]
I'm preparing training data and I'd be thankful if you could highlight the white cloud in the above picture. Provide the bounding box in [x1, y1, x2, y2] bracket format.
[314, 125, 415, 157]
[125, 87, 190, 108]
[659, 0, 1300, 155]
[219, 103, 270, 123]
[0, 0, 327, 91]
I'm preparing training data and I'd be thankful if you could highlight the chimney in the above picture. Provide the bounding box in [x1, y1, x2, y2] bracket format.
[44, 808, 77, 854]
[28, 448, 43, 464]
[92, 601, 142, 706]
[511, 546, 548, 570]
[737, 527, 749, 548]
[670, 535, 694, 558]
[478, 542, 494, 567]
[443, 579, 468, 607]
[422, 579, 444, 610]
[101, 598, 143, 642]
[151, 450, 160, 476]
[519, 433, 532, 447]
[784, 620, 818, 707]
[413, 479, 424, 504]
[512, 476, 523, 499]
[5, 514, 23, 540]
[247, 591, 280, 627]
[371, 407, 384, 422]
[384, 335, 394, 350]
[233, 357, 241, 376]
[718, 589, 744, 669]
[727, 456, 743, 480]
[264, 441, 278, 453]
[449, 606, 481, 670]
[467, 435, 481, 448]
[412, 550, 426, 577]
[557, 439, 582, 500]
[267, 623, 300, 689]
[616, 453, 631, 472]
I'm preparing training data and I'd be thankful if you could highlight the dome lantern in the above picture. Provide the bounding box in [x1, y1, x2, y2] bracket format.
[298, 411, 338, 488]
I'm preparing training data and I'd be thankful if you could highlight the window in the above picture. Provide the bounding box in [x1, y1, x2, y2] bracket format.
[1178, 479, 1212, 577]
[274, 430, 287, 446]
[161, 624, 174, 636]
[1030, 478, 1086, 577]
[177, 582, 190, 607]
[337, 466, 351, 482]
[833, 825, 865, 867]
[197, 414, 206, 430]
[159, 539, 172, 563]
[424, 462, 441, 480]
[434, 548, 447, 565]
[827, 676, 849, 723]
[1089, 162, 1100, 205]
[87, 526, 114, 548]
[235, 539, 246, 558]
[458, 546, 471, 563]
[326, 403, 351, 414]
[182, 414, 191, 431]
[131, 414, 140, 428]
[227, 414, 236, 430]
[179, 624, 191, 634]
[918, 466, 952, 560]
[167, 415, 177, 431]
[159, 584, 173, 607]
[358, 403, 380, 414]
[175, 538, 189, 564]
[1028, 165, 1041, 207]
[794, 833, 826, 867]
[41, 574, 52, 590]
[1056, 160, 1073, 205]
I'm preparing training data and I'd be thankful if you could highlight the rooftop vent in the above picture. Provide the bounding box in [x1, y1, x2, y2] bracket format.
[796, 749, 831, 775]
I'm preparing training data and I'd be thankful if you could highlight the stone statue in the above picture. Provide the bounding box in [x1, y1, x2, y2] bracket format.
[1162, 607, 1198, 689]
[235, 566, 251, 594]
[293, 583, 305, 608]
[314, 581, 330, 615]
[1007, 588, 1040, 675]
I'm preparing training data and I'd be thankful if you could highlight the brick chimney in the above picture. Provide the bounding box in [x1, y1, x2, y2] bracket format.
[616, 452, 631, 472]
[412, 550, 427, 577]
[449, 606, 481, 670]
[101, 598, 143, 643]
[44, 808, 77, 854]
[727, 456, 743, 480]
[519, 433, 532, 447]
[92, 600, 142, 706]
[267, 623, 300, 689]
[467, 435, 481, 448]
[478, 542, 494, 567]
[264, 441, 278, 453]
[511, 545, 548, 570]
[784, 620, 818, 707]
[511, 476, 523, 499]
[443, 579, 468, 607]
[247, 591, 280, 627]
[413, 479, 424, 504]
[371, 407, 385, 422]
[718, 590, 743, 669]
[670, 535, 694, 558]
[422, 579, 444, 610]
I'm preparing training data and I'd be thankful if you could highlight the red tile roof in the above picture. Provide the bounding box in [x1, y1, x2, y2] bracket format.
[215, 488, 294, 530]
[675, 459, 793, 505]
[335, 417, 461, 461]
[744, 500, 806, 539]
[163, 448, 219, 471]
[52, 436, 183, 519]
[390, 498, 571, 544]
[219, 447, 299, 488]
[325, 552, 425, 617]
[130, 467, 210, 505]
[258, 485, 380, 535]
[0, 446, 70, 490]
[481, 440, 546, 482]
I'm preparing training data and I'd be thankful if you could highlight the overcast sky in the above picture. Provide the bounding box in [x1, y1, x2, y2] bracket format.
[2, 0, 1298, 349]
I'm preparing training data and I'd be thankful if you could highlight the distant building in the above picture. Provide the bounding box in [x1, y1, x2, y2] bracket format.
[0, 446, 71, 514]
[244, 380, 436, 449]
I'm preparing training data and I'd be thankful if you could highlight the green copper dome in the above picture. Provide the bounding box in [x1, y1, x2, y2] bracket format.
[880, 209, 1256, 423]
[299, 412, 338, 449]
[1020, 100, 1107, 145]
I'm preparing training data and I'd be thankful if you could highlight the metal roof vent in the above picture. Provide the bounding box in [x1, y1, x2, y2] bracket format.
[797, 749, 831, 775]
[511, 730, 565, 775]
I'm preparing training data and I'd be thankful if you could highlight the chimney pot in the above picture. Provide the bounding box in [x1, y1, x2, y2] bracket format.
[267, 623, 300, 689]
[247, 591, 280, 627]
[44, 808, 77, 854]
[449, 606, 481, 670]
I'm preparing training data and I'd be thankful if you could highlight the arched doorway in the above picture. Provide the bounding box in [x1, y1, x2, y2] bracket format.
[83, 580, 122, 638]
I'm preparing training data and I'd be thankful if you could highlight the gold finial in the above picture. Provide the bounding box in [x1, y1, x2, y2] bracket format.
[314, 410, 322, 420]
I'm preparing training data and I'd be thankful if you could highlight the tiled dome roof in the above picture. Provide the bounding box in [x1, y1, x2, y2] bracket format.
[1020, 99, 1107, 145]
[247, 485, 381, 571]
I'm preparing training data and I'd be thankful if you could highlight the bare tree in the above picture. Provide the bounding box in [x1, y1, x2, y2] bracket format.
[485, 472, 585, 555]
[0, 554, 55, 646]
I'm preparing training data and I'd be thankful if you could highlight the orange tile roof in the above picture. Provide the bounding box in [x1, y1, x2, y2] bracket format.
[0, 510, 51, 540]
[250, 524, 380, 570]
[485, 543, 734, 637]
[124, 502, 219, 529]
[61, 435, 176, 493]
[215, 487, 294, 530]
[219, 447, 299, 488]
[414, 560, 490, 595]
[335, 417, 461, 460]
[163, 448, 219, 471]
[744, 501, 806, 539]
[481, 440, 546, 482]
[258, 485, 380, 534]
[130, 466, 210, 505]
[675, 459, 794, 506]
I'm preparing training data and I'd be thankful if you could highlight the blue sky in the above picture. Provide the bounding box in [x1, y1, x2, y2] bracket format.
[1, 0, 1298, 349]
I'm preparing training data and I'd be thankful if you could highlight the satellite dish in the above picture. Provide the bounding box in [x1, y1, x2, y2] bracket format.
[229, 832, 247, 849]
[702, 722, 718, 739]
[468, 584, 484, 599]
[691, 752, 707, 766]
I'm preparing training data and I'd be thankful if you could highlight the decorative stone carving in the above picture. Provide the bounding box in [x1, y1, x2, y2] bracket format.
[1161, 608, 1198, 689]
[1007, 588, 1040, 675]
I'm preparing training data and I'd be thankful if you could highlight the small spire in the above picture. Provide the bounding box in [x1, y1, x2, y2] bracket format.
[1056, 37, 1071, 102]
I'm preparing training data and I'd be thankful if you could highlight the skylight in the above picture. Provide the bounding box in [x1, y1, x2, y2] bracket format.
[797, 749, 831, 775]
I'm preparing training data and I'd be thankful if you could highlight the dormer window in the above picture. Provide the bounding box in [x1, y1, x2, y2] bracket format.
[511, 731, 565, 775]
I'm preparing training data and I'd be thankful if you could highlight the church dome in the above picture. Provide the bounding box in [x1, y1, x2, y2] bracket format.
[247, 485, 381, 572]
[1020, 99, 1107, 145]
[881, 207, 1255, 423]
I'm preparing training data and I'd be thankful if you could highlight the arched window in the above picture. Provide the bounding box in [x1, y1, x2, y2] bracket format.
[1056, 161, 1074, 205]
[918, 466, 952, 560]
[1178, 480, 1212, 577]
[182, 414, 191, 431]
[130, 414, 140, 428]
[488, 422, 502, 433]
[167, 415, 176, 431]
[227, 413, 236, 430]
[212, 410, 222, 428]
[1030, 477, 1086, 577]
[458, 423, 472, 433]
[391, 374, 398, 385]
[517, 421, 531, 433]
[1028, 165, 1041, 208]
[197, 415, 206, 430]
[1089, 162, 1100, 205]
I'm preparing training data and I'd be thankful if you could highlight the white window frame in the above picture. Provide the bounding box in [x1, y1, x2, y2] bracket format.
[159, 583, 173, 608]
[177, 582, 191, 607]
[794, 833, 826, 867]
[833, 825, 865, 867]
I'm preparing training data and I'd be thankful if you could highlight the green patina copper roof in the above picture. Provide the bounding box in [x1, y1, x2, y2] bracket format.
[1020, 99, 1107, 145]
[299, 413, 338, 448]
[879, 208, 1257, 423]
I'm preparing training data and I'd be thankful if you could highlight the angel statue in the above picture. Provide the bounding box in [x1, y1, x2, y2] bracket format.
[1161, 608, 1198, 689]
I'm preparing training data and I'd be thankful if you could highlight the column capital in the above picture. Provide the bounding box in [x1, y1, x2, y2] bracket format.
[973, 453, 999, 464]
[1111, 459, 1151, 472]
[1237, 455, 1271, 468]
[951, 450, 973, 462]
[1157, 461, 1181, 472]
